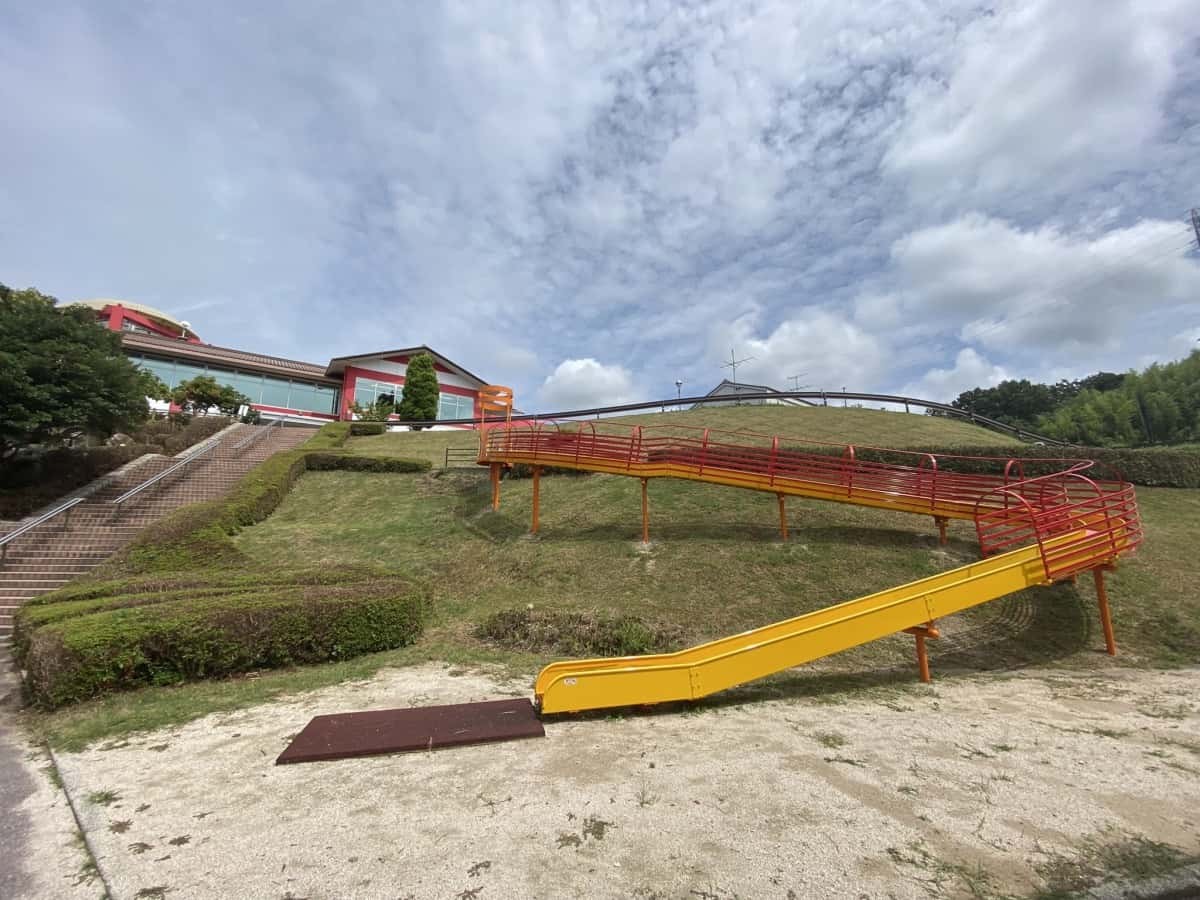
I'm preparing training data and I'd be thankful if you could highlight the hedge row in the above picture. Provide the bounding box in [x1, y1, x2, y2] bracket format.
[21, 577, 427, 708]
[776, 443, 1200, 489]
[305, 453, 429, 473]
[349, 422, 387, 436]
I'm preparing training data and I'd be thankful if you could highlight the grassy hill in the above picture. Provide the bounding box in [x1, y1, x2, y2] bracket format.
[609, 404, 1021, 447]
[27, 411, 1197, 749]
[350, 405, 1020, 470]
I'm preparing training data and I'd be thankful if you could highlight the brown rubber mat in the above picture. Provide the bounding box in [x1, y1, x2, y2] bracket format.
[275, 698, 544, 764]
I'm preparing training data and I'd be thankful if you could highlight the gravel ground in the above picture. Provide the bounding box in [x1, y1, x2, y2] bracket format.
[54, 664, 1200, 900]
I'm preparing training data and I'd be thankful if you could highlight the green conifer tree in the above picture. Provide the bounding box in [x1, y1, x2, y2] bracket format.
[397, 352, 439, 425]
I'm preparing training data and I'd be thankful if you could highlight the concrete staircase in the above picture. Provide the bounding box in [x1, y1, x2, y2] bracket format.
[0, 423, 315, 668]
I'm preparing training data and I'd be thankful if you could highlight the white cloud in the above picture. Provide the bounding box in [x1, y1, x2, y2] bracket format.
[886, 0, 1199, 197]
[538, 358, 636, 410]
[898, 348, 1009, 402]
[710, 309, 888, 394]
[1, 2, 1196, 414]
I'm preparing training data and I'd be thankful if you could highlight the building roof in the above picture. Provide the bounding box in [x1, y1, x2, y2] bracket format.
[325, 345, 489, 386]
[74, 299, 192, 334]
[699, 379, 816, 406]
[121, 332, 339, 384]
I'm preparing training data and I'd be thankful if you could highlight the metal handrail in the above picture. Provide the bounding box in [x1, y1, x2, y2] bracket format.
[110, 437, 222, 510]
[0, 497, 86, 565]
[232, 418, 282, 451]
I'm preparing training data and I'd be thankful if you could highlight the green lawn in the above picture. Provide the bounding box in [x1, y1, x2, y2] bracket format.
[346, 404, 1020, 472]
[609, 404, 1022, 447]
[235, 470, 1196, 668]
[28, 414, 1198, 750]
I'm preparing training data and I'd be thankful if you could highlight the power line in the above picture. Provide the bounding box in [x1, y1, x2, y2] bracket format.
[960, 224, 1197, 345]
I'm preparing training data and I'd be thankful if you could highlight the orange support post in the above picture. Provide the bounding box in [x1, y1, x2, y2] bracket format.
[490, 463, 501, 511]
[903, 622, 940, 683]
[1093, 567, 1117, 656]
[640, 478, 649, 544]
[934, 516, 948, 545]
[777, 493, 788, 540]
[531, 466, 541, 534]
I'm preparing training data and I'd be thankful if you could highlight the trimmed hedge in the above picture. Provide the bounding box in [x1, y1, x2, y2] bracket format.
[305, 453, 430, 473]
[775, 443, 1200, 489]
[349, 422, 387, 436]
[21, 577, 427, 708]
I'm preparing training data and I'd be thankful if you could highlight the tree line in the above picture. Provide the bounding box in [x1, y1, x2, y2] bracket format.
[950, 351, 1200, 446]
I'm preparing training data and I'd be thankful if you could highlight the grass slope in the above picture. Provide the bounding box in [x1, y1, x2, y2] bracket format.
[28, 412, 1197, 749]
[347, 405, 1019, 470]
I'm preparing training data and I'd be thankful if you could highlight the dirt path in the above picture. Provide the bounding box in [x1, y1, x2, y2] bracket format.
[53, 665, 1200, 899]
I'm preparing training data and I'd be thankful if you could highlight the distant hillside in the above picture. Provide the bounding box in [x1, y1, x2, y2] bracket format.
[610, 404, 1021, 449]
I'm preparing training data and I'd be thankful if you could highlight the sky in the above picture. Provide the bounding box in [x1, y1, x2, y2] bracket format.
[2, 1, 1199, 411]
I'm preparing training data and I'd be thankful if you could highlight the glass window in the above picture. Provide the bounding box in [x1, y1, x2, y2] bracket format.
[438, 393, 473, 419]
[261, 376, 291, 408]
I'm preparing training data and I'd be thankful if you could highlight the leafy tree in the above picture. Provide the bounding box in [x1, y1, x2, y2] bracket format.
[1039, 351, 1200, 446]
[350, 394, 395, 422]
[171, 375, 249, 416]
[397, 352, 439, 425]
[0, 284, 160, 463]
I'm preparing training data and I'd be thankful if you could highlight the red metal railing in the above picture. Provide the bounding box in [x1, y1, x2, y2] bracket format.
[480, 420, 1142, 581]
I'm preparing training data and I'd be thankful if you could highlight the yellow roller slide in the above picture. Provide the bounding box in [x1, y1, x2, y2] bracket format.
[536, 534, 1076, 714]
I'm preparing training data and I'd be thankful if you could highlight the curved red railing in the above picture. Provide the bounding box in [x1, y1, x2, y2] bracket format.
[479, 420, 1142, 582]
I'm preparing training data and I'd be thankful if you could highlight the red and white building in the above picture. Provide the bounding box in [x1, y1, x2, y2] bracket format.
[79, 299, 491, 425]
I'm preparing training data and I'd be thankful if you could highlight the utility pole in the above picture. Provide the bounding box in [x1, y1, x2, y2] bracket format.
[720, 349, 755, 406]
[675, 379, 685, 411]
[787, 373, 808, 392]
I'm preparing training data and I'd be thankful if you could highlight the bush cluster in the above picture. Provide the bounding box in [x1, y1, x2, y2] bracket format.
[305, 453, 429, 473]
[15, 419, 435, 706]
[476, 607, 684, 658]
[349, 422, 388, 436]
[0, 417, 236, 518]
[781, 443, 1200, 489]
[20, 575, 427, 708]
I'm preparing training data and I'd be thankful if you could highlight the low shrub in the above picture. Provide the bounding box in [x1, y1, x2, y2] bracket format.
[349, 422, 387, 436]
[476, 607, 684, 657]
[506, 463, 592, 480]
[0, 444, 157, 517]
[21, 578, 428, 708]
[776, 443, 1200, 489]
[305, 453, 429, 473]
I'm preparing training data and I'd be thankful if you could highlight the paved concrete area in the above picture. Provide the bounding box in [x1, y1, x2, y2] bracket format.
[0, 659, 97, 900]
[52, 664, 1200, 899]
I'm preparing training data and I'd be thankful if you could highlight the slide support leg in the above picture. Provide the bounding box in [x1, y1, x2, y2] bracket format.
[640, 478, 649, 544]
[904, 622, 940, 684]
[1094, 567, 1117, 656]
[531, 466, 541, 534]
[934, 516, 948, 546]
[490, 464, 501, 511]
[777, 493, 788, 540]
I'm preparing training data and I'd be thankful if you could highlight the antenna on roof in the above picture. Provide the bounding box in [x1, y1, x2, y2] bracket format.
[720, 349, 754, 406]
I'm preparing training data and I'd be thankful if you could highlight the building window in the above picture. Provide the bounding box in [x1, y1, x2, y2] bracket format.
[354, 379, 402, 410]
[438, 393, 473, 420]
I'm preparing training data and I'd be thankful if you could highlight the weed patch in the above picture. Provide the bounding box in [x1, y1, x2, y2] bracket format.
[476, 607, 684, 657]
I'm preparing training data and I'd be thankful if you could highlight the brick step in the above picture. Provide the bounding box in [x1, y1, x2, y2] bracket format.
[0, 564, 95, 574]
[0, 587, 59, 598]
[0, 577, 74, 588]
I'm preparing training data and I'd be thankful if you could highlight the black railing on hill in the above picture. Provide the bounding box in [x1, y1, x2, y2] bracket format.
[389, 390, 1068, 446]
